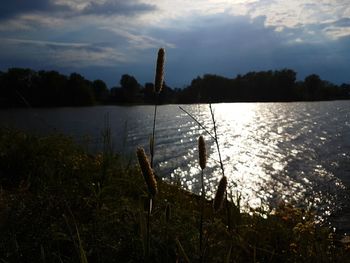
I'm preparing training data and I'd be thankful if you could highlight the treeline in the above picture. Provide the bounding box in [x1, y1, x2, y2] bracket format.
[1, 68, 349, 107]
[0, 68, 177, 107]
[179, 70, 350, 103]
[0, 68, 107, 107]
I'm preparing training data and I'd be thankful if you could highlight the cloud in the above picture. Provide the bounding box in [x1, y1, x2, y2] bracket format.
[0, 0, 156, 22]
[144, 13, 350, 86]
[332, 17, 350, 27]
[81, 0, 156, 16]
[0, 38, 126, 67]
[102, 27, 175, 50]
[0, 1, 349, 87]
[243, 0, 350, 39]
[0, 0, 70, 20]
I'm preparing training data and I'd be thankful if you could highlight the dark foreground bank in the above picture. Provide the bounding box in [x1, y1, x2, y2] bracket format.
[0, 129, 349, 262]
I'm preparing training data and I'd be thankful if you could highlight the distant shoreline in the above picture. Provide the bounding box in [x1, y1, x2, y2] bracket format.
[1, 67, 349, 108]
[2, 98, 350, 109]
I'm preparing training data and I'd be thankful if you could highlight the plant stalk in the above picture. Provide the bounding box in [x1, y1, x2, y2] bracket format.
[209, 104, 225, 178]
[209, 104, 232, 231]
[200, 169, 205, 263]
[151, 94, 158, 169]
[146, 197, 152, 260]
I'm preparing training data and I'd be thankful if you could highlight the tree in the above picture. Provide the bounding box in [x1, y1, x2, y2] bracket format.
[35, 70, 68, 107]
[0, 68, 36, 107]
[274, 69, 297, 101]
[304, 74, 322, 100]
[143, 82, 155, 103]
[92, 79, 109, 103]
[66, 73, 95, 106]
[120, 74, 141, 103]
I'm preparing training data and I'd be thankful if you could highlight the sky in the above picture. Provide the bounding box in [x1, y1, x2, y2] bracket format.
[0, 0, 349, 88]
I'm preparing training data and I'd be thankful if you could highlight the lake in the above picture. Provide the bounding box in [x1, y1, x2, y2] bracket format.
[1, 101, 350, 231]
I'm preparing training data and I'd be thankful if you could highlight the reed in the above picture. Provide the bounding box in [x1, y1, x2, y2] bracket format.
[179, 104, 232, 228]
[209, 104, 225, 178]
[198, 135, 207, 170]
[138, 47, 165, 261]
[150, 48, 165, 168]
[154, 48, 165, 94]
[198, 135, 208, 262]
[137, 147, 158, 197]
[137, 146, 157, 260]
[213, 176, 227, 212]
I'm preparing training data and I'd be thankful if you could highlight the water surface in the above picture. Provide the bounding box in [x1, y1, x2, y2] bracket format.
[1, 102, 350, 229]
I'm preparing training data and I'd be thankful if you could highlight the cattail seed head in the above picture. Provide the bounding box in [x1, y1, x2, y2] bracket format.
[137, 147, 158, 197]
[213, 176, 227, 212]
[198, 135, 207, 170]
[154, 48, 165, 93]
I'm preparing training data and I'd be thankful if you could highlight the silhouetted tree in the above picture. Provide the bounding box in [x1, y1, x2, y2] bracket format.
[0, 68, 36, 107]
[177, 69, 349, 103]
[143, 82, 155, 104]
[120, 74, 141, 103]
[34, 70, 68, 107]
[92, 79, 109, 103]
[304, 74, 323, 100]
[0, 67, 349, 107]
[340, 84, 350, 98]
[159, 82, 176, 104]
[66, 73, 95, 106]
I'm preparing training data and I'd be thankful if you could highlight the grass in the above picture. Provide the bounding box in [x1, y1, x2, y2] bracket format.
[0, 128, 349, 262]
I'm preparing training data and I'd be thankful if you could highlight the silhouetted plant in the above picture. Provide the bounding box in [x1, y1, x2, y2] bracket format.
[213, 176, 227, 212]
[198, 135, 207, 262]
[136, 48, 165, 261]
[137, 147, 157, 259]
[150, 48, 165, 168]
[137, 147, 158, 198]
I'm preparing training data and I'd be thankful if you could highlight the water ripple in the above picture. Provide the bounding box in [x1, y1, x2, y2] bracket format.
[1, 101, 350, 229]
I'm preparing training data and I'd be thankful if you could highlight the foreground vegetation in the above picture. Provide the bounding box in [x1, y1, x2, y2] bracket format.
[0, 128, 349, 262]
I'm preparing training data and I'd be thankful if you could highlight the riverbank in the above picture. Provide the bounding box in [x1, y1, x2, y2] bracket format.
[0, 128, 349, 262]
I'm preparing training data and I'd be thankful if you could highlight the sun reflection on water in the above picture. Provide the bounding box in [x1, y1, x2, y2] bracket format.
[1, 102, 349, 228]
[168, 103, 347, 218]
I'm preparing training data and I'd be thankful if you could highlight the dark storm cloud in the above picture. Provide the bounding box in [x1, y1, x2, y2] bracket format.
[81, 1, 157, 16]
[0, 0, 156, 21]
[0, 0, 69, 20]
